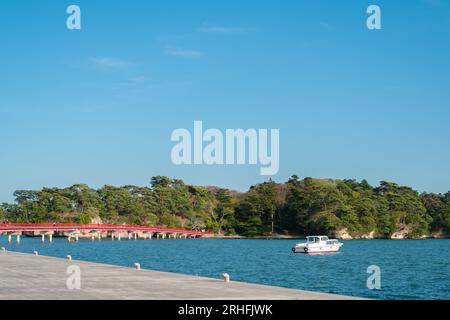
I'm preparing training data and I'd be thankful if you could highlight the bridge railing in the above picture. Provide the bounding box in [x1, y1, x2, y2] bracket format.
[0, 223, 212, 235]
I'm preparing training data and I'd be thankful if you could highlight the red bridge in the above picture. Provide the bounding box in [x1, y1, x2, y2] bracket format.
[0, 223, 212, 243]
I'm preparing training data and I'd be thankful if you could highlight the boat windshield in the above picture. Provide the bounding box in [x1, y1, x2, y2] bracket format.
[307, 237, 320, 243]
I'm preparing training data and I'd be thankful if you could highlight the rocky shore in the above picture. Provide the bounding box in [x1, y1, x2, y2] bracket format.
[212, 229, 450, 240]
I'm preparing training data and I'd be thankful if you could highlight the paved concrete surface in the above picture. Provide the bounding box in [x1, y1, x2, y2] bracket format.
[0, 250, 361, 300]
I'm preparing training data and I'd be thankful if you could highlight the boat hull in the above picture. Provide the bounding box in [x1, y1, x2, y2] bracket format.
[292, 245, 342, 254]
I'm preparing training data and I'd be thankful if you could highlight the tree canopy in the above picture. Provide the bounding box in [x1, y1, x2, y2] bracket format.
[1, 176, 449, 239]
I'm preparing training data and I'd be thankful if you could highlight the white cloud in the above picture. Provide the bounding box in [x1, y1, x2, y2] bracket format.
[166, 48, 204, 58]
[90, 57, 134, 68]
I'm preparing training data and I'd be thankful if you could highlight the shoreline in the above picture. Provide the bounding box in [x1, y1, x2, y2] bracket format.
[211, 235, 450, 240]
[3, 233, 450, 241]
[4, 234, 449, 241]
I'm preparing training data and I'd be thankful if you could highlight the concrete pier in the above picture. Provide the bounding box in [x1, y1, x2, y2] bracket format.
[0, 250, 362, 300]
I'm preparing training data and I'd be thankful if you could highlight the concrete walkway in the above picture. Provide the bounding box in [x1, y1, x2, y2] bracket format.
[0, 250, 361, 300]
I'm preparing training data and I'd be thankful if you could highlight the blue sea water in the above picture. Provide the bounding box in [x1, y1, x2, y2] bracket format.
[1, 236, 449, 300]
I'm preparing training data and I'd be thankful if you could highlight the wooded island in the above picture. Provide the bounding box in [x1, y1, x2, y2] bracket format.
[1, 176, 449, 239]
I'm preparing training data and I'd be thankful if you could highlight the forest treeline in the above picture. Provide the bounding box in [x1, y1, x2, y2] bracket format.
[1, 176, 449, 239]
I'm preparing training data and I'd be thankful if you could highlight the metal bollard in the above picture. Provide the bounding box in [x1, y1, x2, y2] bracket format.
[33, 251, 39, 256]
[67, 255, 72, 261]
[223, 273, 231, 283]
[134, 263, 141, 270]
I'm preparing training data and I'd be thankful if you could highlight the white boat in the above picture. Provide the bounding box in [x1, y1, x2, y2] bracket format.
[292, 236, 343, 254]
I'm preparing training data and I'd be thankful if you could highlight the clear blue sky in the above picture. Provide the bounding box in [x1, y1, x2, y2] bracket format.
[1, 0, 450, 202]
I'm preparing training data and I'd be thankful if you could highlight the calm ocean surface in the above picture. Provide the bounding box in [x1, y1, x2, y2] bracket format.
[1, 237, 449, 300]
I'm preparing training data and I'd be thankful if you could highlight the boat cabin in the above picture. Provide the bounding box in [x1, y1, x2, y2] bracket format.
[307, 236, 329, 243]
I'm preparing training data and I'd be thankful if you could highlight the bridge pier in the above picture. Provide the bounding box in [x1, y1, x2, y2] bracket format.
[90, 231, 101, 241]
[68, 231, 80, 242]
[144, 232, 152, 240]
[40, 232, 53, 243]
[90, 232, 97, 241]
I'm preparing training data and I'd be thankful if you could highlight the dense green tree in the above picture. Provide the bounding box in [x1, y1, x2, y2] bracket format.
[234, 180, 282, 235]
[209, 188, 235, 233]
[375, 182, 431, 237]
[420, 192, 450, 233]
[282, 178, 344, 235]
[69, 184, 105, 215]
[151, 176, 176, 217]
